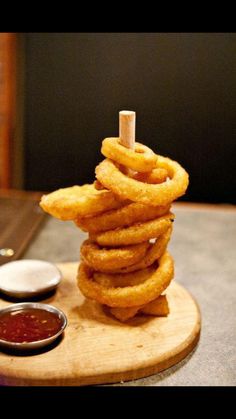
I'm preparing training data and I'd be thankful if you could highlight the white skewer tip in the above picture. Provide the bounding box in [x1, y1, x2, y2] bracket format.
[119, 110, 136, 150]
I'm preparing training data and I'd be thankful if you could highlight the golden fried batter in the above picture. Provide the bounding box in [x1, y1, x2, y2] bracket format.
[40, 184, 127, 220]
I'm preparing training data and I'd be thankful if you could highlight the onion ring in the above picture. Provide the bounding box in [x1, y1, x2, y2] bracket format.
[93, 180, 106, 190]
[75, 203, 170, 234]
[101, 138, 158, 172]
[141, 295, 169, 316]
[80, 239, 149, 272]
[94, 265, 156, 288]
[89, 213, 174, 247]
[110, 226, 172, 273]
[95, 155, 189, 205]
[109, 306, 139, 322]
[40, 184, 128, 220]
[77, 251, 174, 307]
[109, 295, 169, 321]
[132, 168, 168, 184]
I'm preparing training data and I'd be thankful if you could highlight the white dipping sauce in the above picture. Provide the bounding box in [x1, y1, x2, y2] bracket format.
[0, 260, 62, 297]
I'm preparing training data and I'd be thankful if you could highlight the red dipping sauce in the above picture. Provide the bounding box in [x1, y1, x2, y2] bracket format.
[0, 308, 63, 343]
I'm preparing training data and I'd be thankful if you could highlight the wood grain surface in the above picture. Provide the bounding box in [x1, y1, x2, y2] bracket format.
[0, 262, 201, 386]
[0, 192, 45, 266]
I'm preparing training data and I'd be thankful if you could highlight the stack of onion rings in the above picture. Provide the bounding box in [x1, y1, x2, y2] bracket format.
[77, 137, 188, 321]
[40, 136, 188, 322]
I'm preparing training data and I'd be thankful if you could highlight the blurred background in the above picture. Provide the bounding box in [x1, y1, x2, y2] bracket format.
[0, 32, 236, 203]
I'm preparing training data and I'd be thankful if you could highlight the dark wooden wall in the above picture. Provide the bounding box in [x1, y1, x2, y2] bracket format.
[24, 33, 236, 203]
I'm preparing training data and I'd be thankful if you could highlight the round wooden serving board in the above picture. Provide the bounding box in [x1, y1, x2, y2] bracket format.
[0, 263, 201, 386]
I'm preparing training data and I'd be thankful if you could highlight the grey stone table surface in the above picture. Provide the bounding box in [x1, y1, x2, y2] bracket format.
[23, 203, 236, 386]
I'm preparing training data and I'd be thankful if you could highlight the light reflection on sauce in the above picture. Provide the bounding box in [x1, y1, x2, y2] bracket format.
[0, 308, 63, 343]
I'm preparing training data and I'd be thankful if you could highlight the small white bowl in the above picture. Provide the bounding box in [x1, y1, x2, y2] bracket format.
[0, 260, 62, 299]
[0, 302, 67, 351]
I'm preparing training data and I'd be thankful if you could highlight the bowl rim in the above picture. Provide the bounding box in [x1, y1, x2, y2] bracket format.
[0, 302, 67, 349]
